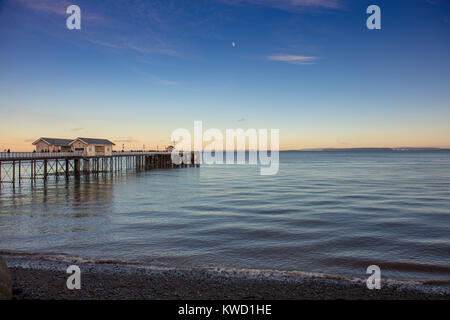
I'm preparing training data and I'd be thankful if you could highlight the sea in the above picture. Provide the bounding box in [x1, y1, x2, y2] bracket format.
[1, 151, 449, 286]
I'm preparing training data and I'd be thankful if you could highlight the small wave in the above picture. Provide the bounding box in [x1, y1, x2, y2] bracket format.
[2, 249, 449, 294]
[0, 249, 137, 266]
[192, 267, 436, 287]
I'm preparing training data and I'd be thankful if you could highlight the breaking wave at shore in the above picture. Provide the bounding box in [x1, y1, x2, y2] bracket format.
[2, 249, 449, 295]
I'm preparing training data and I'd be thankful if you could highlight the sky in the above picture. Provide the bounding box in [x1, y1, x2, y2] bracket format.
[0, 0, 449, 151]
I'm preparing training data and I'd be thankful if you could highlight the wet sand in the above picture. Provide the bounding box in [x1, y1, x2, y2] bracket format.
[8, 261, 450, 300]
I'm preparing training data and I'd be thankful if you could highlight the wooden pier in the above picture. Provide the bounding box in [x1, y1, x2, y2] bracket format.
[0, 151, 199, 186]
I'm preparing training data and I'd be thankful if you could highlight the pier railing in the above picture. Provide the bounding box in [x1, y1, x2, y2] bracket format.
[0, 152, 77, 160]
[112, 151, 171, 156]
[0, 151, 174, 160]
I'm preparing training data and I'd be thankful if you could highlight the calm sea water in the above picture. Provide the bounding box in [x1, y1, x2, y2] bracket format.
[1, 151, 449, 283]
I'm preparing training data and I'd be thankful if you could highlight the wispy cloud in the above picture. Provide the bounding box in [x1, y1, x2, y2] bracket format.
[132, 68, 180, 86]
[72, 128, 83, 132]
[13, 0, 70, 15]
[115, 137, 140, 143]
[87, 38, 180, 57]
[87, 39, 122, 49]
[267, 54, 319, 64]
[217, 0, 342, 11]
[13, 0, 106, 23]
[126, 44, 180, 57]
[237, 118, 247, 122]
[13, 0, 180, 57]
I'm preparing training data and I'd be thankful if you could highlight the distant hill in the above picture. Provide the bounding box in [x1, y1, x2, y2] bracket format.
[284, 147, 450, 152]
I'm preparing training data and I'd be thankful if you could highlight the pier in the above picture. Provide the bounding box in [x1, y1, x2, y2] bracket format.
[0, 151, 199, 186]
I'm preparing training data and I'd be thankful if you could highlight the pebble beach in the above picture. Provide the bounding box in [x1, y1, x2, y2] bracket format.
[6, 257, 449, 300]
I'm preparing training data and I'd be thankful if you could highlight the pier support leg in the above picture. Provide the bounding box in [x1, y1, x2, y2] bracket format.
[13, 160, 16, 184]
[74, 159, 80, 176]
[44, 160, 47, 180]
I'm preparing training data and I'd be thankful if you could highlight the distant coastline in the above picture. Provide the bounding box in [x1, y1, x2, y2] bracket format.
[3, 147, 450, 153]
[284, 147, 450, 152]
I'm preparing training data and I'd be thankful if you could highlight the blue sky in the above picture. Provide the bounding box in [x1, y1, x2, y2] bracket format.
[0, 0, 449, 150]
